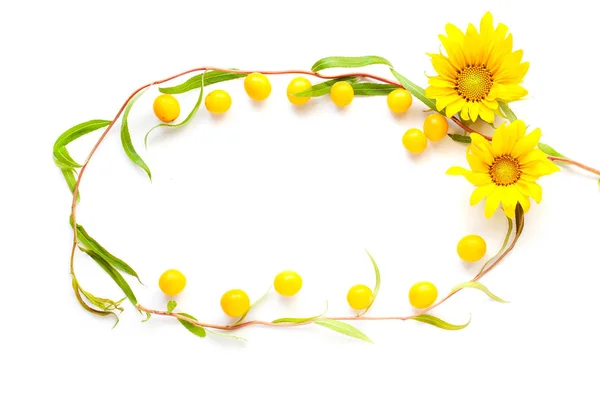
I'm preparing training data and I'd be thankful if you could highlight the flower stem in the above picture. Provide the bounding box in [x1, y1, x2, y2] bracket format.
[547, 156, 600, 177]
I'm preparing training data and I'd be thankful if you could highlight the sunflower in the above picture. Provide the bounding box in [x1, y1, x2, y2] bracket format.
[447, 120, 559, 218]
[425, 12, 529, 123]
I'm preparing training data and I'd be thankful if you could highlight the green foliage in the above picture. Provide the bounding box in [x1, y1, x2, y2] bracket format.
[311, 56, 393, 72]
[390, 68, 436, 111]
[314, 319, 373, 343]
[499, 102, 518, 122]
[159, 70, 245, 94]
[121, 90, 152, 180]
[351, 83, 398, 96]
[538, 142, 566, 158]
[448, 133, 472, 144]
[234, 286, 271, 325]
[177, 313, 207, 338]
[358, 250, 380, 316]
[167, 300, 177, 314]
[272, 301, 328, 323]
[450, 282, 508, 303]
[292, 77, 358, 98]
[412, 314, 471, 330]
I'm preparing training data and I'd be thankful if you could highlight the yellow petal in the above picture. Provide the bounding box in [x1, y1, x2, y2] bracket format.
[446, 98, 467, 117]
[480, 12, 494, 41]
[513, 128, 542, 159]
[464, 24, 481, 66]
[521, 159, 560, 177]
[429, 53, 458, 78]
[425, 86, 456, 98]
[446, 166, 492, 186]
[491, 122, 508, 156]
[517, 180, 542, 203]
[467, 149, 489, 173]
[428, 77, 456, 88]
[495, 84, 528, 101]
[460, 106, 470, 121]
[518, 148, 548, 165]
[468, 102, 480, 121]
[470, 183, 495, 205]
[470, 133, 495, 164]
[484, 187, 503, 218]
[501, 186, 519, 218]
[435, 94, 461, 112]
[478, 103, 495, 123]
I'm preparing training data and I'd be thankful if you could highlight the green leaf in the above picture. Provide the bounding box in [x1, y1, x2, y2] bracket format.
[351, 83, 398, 96]
[292, 77, 357, 98]
[75, 224, 143, 284]
[448, 133, 472, 144]
[450, 282, 508, 303]
[272, 301, 329, 323]
[167, 300, 177, 314]
[478, 217, 513, 276]
[142, 312, 152, 322]
[80, 248, 138, 306]
[499, 102, 518, 122]
[60, 168, 80, 201]
[538, 142, 566, 158]
[234, 286, 271, 325]
[314, 319, 373, 343]
[53, 119, 111, 167]
[206, 329, 248, 342]
[390, 69, 436, 111]
[311, 56, 393, 72]
[412, 314, 471, 330]
[358, 251, 380, 316]
[159, 70, 245, 94]
[515, 202, 525, 239]
[145, 73, 206, 147]
[177, 312, 206, 338]
[72, 277, 115, 319]
[121, 90, 151, 180]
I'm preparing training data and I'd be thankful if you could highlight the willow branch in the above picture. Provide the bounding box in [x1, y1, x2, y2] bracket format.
[547, 156, 600, 177]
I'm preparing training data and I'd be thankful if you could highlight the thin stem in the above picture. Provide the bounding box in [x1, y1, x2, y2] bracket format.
[547, 156, 600, 177]
[136, 218, 521, 331]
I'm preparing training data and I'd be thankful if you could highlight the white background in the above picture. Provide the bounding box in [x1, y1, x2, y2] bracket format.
[1, 0, 599, 398]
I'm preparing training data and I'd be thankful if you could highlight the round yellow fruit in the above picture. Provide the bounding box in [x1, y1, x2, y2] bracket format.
[347, 284, 374, 310]
[287, 77, 312, 105]
[457, 235, 487, 262]
[205, 89, 232, 114]
[423, 114, 449, 141]
[402, 128, 428, 154]
[408, 281, 438, 309]
[158, 269, 186, 296]
[244, 72, 272, 101]
[153, 94, 181, 123]
[330, 81, 354, 107]
[220, 289, 250, 318]
[387, 89, 412, 113]
[274, 270, 303, 296]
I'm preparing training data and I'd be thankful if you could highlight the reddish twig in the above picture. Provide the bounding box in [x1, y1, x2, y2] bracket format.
[547, 156, 600, 177]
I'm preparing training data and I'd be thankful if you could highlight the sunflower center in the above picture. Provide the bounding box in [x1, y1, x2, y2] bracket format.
[490, 155, 521, 186]
[455, 65, 493, 102]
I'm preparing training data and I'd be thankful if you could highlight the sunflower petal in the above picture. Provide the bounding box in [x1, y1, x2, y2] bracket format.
[517, 180, 542, 203]
[429, 53, 458, 78]
[513, 128, 542, 159]
[521, 159, 560, 177]
[468, 102, 480, 121]
[446, 166, 491, 186]
[501, 186, 519, 218]
[470, 183, 495, 205]
[446, 98, 467, 117]
[478, 103, 496, 123]
[434, 94, 461, 112]
[484, 187, 503, 218]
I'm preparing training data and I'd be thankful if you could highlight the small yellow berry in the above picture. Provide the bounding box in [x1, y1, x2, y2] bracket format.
[205, 89, 232, 114]
[153, 94, 180, 123]
[423, 114, 449, 141]
[158, 269, 186, 296]
[220, 289, 250, 318]
[402, 128, 428, 154]
[387, 89, 412, 113]
[457, 235, 487, 262]
[244, 72, 272, 101]
[347, 284, 374, 310]
[408, 281, 438, 309]
[274, 270, 303, 296]
[287, 77, 312, 105]
[330, 81, 354, 107]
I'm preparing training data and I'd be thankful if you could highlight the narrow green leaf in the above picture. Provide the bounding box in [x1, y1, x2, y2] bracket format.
[499, 102, 518, 122]
[314, 319, 373, 343]
[292, 77, 357, 98]
[515, 203, 525, 239]
[80, 248, 138, 306]
[142, 312, 152, 322]
[53, 119, 111, 151]
[177, 312, 206, 338]
[80, 287, 124, 312]
[145, 73, 205, 147]
[311, 56, 393, 72]
[121, 90, 151, 180]
[75, 224, 143, 284]
[72, 277, 115, 319]
[351, 83, 398, 96]
[538, 142, 567, 158]
[234, 286, 271, 325]
[451, 282, 508, 303]
[206, 329, 248, 342]
[272, 301, 329, 323]
[167, 300, 177, 314]
[479, 217, 513, 276]
[390, 69, 436, 111]
[60, 168, 80, 201]
[358, 251, 380, 316]
[159, 70, 245, 94]
[448, 133, 472, 144]
[412, 314, 471, 330]
[54, 146, 82, 169]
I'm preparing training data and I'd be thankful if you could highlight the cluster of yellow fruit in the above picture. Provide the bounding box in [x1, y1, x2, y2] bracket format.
[157, 234, 487, 317]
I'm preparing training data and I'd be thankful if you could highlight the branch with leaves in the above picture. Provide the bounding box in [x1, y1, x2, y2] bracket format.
[54, 53, 599, 342]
